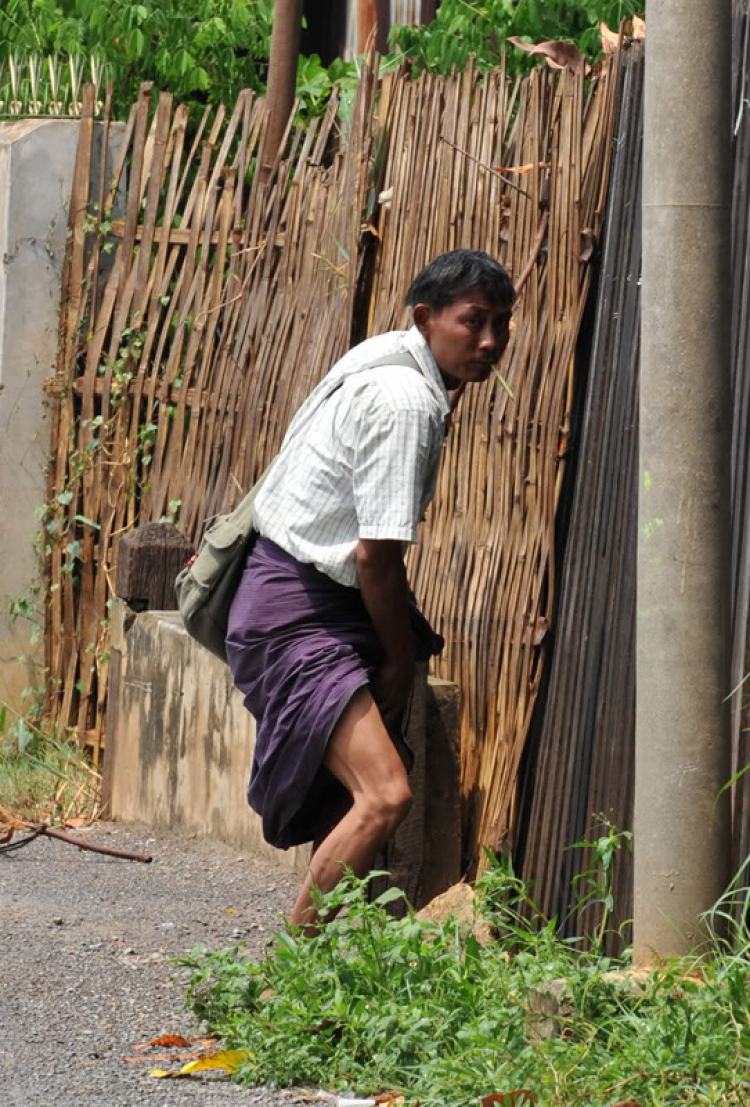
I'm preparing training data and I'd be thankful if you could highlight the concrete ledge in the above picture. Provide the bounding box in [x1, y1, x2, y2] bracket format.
[104, 600, 462, 899]
[104, 601, 310, 871]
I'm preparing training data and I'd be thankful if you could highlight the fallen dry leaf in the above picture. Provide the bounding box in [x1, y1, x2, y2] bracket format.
[375, 1096, 406, 1106]
[507, 37, 590, 74]
[0, 804, 24, 831]
[134, 1034, 193, 1050]
[150, 1048, 254, 1079]
[578, 228, 597, 263]
[494, 163, 536, 175]
[530, 616, 549, 647]
[124, 1050, 206, 1064]
[180, 1047, 254, 1074]
[601, 16, 644, 53]
[64, 816, 88, 829]
[482, 1092, 537, 1107]
[600, 22, 620, 55]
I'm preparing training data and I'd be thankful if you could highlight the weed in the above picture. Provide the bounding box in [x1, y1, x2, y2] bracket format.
[180, 863, 750, 1106]
[0, 700, 100, 823]
[566, 816, 633, 950]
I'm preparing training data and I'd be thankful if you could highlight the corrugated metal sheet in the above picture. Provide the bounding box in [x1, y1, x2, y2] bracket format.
[516, 44, 643, 950]
[518, 9, 750, 948]
[730, 2, 750, 898]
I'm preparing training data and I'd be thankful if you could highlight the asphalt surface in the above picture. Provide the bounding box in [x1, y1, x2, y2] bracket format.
[1, 821, 322, 1107]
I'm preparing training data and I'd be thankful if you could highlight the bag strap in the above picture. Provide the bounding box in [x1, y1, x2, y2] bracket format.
[251, 350, 423, 498]
[361, 351, 421, 372]
[281, 349, 422, 451]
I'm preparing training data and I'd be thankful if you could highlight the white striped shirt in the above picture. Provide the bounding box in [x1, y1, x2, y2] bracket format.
[254, 326, 450, 588]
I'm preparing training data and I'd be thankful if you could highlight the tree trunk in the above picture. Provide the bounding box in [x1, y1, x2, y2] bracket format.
[260, 0, 304, 182]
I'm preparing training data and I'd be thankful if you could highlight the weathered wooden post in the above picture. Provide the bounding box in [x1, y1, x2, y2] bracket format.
[115, 522, 193, 612]
[260, 0, 304, 182]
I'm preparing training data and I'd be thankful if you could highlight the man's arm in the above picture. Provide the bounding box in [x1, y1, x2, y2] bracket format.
[356, 538, 415, 730]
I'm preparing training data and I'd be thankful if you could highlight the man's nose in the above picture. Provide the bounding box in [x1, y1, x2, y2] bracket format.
[478, 324, 498, 351]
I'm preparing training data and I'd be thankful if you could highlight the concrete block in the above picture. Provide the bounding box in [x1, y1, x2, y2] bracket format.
[0, 119, 125, 709]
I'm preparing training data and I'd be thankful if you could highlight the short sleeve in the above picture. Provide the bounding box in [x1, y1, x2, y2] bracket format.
[350, 385, 436, 543]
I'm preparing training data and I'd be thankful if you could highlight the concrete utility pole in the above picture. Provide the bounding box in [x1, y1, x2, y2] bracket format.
[261, 0, 304, 181]
[636, 2, 733, 962]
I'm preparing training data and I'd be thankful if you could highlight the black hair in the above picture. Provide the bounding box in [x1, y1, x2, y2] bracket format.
[405, 249, 514, 311]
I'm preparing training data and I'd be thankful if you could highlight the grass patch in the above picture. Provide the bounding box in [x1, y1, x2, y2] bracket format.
[180, 861, 750, 1106]
[0, 701, 100, 824]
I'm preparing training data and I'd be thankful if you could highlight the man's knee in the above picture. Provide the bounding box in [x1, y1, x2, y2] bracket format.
[384, 780, 412, 825]
[360, 779, 412, 835]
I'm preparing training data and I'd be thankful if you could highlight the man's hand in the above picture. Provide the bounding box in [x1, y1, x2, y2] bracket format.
[356, 539, 416, 730]
[374, 656, 416, 732]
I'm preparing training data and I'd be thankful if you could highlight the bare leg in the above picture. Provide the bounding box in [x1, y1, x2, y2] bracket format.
[289, 686, 411, 932]
[311, 791, 352, 858]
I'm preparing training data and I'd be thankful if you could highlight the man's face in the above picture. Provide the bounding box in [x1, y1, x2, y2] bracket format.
[414, 291, 513, 389]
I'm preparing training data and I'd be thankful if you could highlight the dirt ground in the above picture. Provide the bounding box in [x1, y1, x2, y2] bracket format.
[1, 821, 324, 1107]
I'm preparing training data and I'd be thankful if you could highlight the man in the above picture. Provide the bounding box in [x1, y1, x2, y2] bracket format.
[226, 248, 514, 931]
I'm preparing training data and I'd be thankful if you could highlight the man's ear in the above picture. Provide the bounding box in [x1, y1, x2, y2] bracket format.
[412, 303, 432, 333]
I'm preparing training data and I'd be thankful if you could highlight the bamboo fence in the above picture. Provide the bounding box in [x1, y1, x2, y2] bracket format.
[46, 69, 379, 759]
[368, 56, 620, 863]
[46, 55, 620, 868]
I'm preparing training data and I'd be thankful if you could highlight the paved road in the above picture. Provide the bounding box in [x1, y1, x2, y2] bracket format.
[1, 821, 317, 1107]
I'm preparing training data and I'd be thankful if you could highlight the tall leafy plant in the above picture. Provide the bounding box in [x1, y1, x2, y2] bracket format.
[0, 0, 274, 111]
[391, 0, 644, 76]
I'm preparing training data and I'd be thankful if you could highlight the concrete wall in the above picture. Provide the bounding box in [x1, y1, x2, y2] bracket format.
[0, 119, 124, 709]
[104, 600, 462, 900]
[103, 602, 306, 869]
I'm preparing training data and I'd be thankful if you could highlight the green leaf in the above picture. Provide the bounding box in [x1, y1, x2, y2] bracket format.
[128, 27, 146, 57]
[74, 515, 101, 530]
[16, 718, 33, 756]
[175, 47, 194, 76]
[717, 761, 750, 800]
[373, 886, 405, 907]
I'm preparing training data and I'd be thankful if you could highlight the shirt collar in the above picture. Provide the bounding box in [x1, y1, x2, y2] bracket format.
[403, 326, 451, 418]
